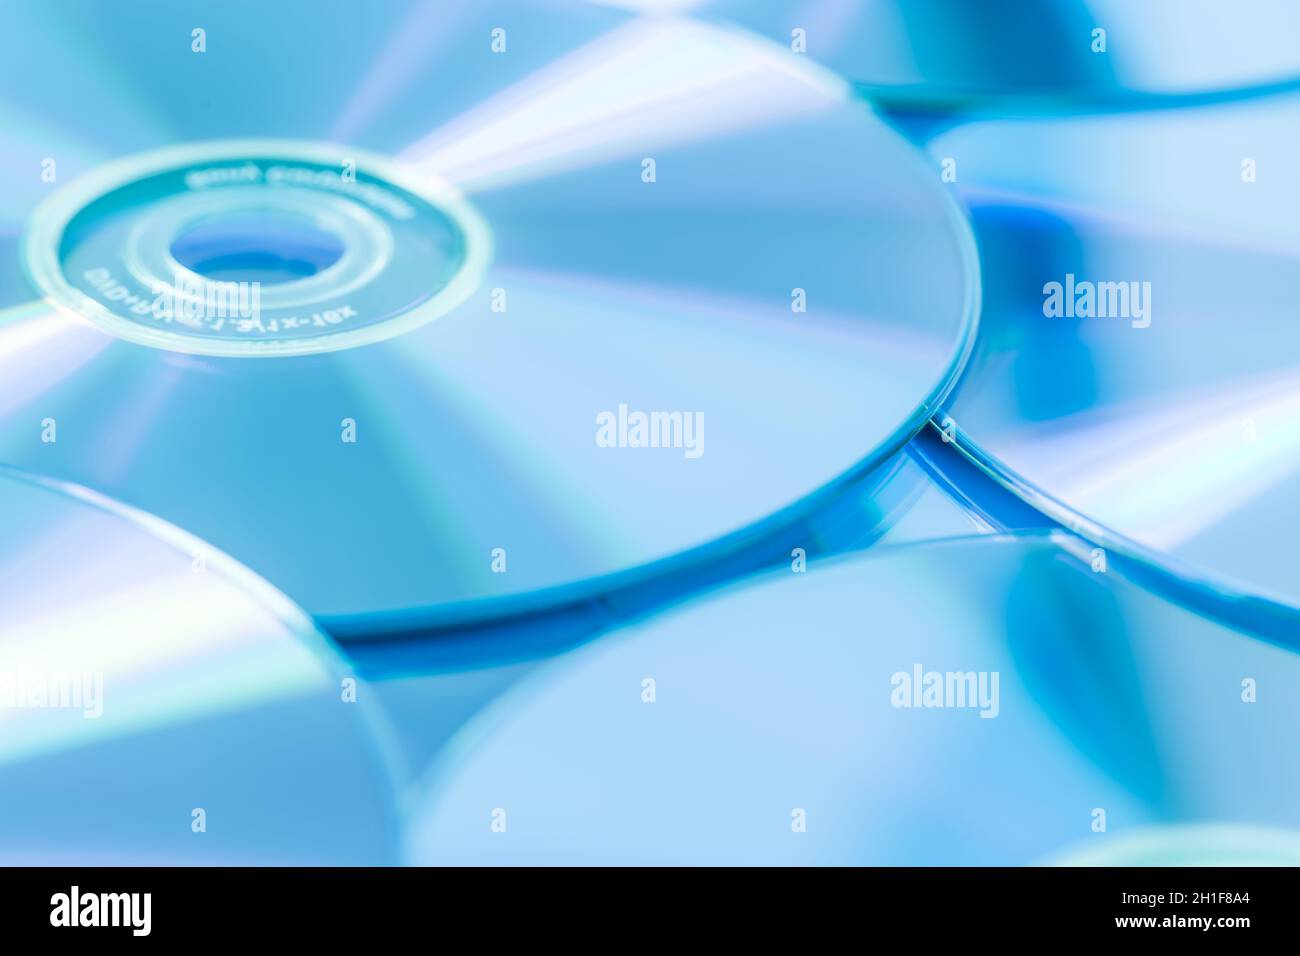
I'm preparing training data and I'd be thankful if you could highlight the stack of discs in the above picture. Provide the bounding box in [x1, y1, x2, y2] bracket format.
[2, 0, 1298, 869]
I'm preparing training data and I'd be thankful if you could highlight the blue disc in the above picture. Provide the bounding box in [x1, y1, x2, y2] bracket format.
[406, 534, 1300, 864]
[0, 468, 402, 864]
[705, 0, 1300, 113]
[931, 90, 1300, 630]
[0, 3, 978, 626]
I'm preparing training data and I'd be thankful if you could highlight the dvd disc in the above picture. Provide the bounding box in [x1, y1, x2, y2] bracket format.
[0, 1, 977, 626]
[702, 0, 1300, 112]
[0, 468, 402, 864]
[929, 92, 1300, 627]
[405, 534, 1300, 865]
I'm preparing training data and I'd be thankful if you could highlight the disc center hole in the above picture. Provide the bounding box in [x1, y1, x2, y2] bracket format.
[169, 211, 346, 285]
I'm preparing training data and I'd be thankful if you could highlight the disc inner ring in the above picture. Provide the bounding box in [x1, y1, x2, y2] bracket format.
[23, 140, 493, 357]
[126, 187, 394, 311]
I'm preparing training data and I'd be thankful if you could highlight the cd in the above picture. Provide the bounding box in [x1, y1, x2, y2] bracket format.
[404, 533, 1300, 865]
[702, 0, 1300, 113]
[929, 91, 1300, 629]
[0, 468, 403, 864]
[0, 1, 977, 629]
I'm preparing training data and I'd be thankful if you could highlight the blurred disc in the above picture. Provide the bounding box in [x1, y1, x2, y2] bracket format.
[932, 92, 1300, 626]
[698, 0, 1300, 113]
[1051, 823, 1300, 866]
[406, 533, 1300, 865]
[0, 468, 402, 864]
[0, 2, 977, 626]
